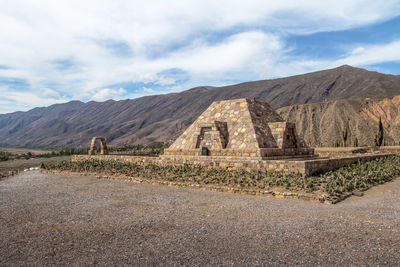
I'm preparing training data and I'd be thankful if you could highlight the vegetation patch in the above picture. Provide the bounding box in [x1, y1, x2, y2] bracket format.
[42, 156, 400, 203]
[0, 151, 12, 161]
[0, 148, 87, 161]
[0, 144, 168, 162]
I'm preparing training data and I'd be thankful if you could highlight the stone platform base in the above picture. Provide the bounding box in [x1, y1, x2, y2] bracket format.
[72, 153, 394, 175]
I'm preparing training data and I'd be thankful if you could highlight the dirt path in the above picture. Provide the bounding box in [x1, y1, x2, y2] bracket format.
[1, 171, 399, 266]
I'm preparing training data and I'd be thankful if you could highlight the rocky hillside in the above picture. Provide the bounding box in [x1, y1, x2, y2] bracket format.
[278, 96, 400, 147]
[0, 65, 399, 148]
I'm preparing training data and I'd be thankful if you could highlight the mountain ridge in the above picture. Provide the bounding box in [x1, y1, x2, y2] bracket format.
[1, 65, 400, 148]
[278, 95, 400, 147]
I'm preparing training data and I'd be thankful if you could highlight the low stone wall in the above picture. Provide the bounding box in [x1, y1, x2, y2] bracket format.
[163, 147, 314, 158]
[380, 146, 400, 154]
[314, 146, 400, 158]
[72, 153, 394, 175]
[302, 154, 394, 175]
[163, 148, 261, 157]
[259, 148, 314, 158]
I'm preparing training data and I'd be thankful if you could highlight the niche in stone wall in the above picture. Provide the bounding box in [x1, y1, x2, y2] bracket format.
[195, 126, 212, 148]
[215, 121, 229, 149]
[195, 121, 229, 150]
[283, 126, 297, 148]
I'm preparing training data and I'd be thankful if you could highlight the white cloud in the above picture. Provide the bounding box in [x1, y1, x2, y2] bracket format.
[0, 86, 68, 113]
[91, 87, 126, 102]
[0, 0, 399, 112]
[274, 40, 400, 76]
[166, 85, 183, 93]
[41, 88, 61, 99]
[142, 87, 157, 93]
[337, 41, 400, 66]
[139, 73, 176, 86]
[270, 40, 400, 77]
[351, 47, 366, 55]
[169, 31, 282, 74]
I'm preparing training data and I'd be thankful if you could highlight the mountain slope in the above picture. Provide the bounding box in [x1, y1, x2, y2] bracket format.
[277, 96, 400, 147]
[0, 65, 400, 148]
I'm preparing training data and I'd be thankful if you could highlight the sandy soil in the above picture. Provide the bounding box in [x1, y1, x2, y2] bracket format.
[0, 171, 399, 266]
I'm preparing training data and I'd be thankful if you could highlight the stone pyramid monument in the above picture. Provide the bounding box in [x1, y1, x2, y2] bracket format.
[163, 98, 314, 159]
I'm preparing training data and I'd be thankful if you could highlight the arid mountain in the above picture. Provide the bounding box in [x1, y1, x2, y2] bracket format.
[278, 96, 400, 147]
[0, 65, 399, 148]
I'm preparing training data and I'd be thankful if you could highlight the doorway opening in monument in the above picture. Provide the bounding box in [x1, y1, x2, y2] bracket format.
[196, 127, 212, 148]
[96, 141, 101, 153]
[201, 147, 210, 156]
[285, 128, 297, 148]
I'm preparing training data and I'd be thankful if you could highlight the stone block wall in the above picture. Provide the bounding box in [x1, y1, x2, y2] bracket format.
[167, 99, 262, 152]
[88, 137, 109, 155]
[164, 98, 314, 158]
[72, 153, 393, 175]
[163, 148, 262, 157]
[268, 122, 286, 148]
[259, 148, 315, 158]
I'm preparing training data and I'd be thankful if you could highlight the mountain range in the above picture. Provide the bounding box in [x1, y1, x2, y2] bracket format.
[1, 65, 399, 148]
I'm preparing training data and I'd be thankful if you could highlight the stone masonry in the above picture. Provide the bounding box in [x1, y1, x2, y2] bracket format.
[163, 98, 314, 159]
[81, 99, 395, 175]
[73, 153, 393, 176]
[88, 137, 109, 155]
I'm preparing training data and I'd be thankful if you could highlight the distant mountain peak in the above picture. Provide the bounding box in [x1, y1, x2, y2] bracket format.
[337, 64, 353, 68]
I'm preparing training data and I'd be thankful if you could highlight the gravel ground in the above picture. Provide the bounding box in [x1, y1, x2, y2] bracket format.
[0, 171, 399, 266]
[0, 156, 71, 172]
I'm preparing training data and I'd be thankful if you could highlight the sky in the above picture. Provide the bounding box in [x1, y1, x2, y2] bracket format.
[1, 0, 400, 114]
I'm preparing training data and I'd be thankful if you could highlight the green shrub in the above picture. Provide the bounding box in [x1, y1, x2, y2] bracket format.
[321, 156, 400, 196]
[43, 156, 400, 198]
[38, 148, 88, 158]
[0, 151, 11, 161]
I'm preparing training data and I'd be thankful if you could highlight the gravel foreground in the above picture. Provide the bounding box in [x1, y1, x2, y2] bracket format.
[1, 171, 399, 266]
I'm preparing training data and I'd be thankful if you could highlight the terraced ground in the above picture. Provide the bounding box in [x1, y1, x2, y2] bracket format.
[0, 171, 399, 266]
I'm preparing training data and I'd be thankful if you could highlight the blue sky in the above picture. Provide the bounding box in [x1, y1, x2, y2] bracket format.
[1, 0, 400, 114]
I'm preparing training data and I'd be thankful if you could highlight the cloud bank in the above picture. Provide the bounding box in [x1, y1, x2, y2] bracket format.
[0, 0, 399, 113]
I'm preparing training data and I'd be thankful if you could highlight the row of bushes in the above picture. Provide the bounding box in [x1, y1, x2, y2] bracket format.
[37, 148, 88, 158]
[43, 156, 400, 197]
[0, 151, 12, 161]
[43, 159, 308, 190]
[322, 156, 400, 195]
[0, 148, 88, 161]
[0, 150, 33, 161]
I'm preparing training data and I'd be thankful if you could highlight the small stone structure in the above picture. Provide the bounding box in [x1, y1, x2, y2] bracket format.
[163, 98, 314, 159]
[88, 137, 109, 155]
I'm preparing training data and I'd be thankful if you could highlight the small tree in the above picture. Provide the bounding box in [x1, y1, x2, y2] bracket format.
[374, 117, 384, 147]
[342, 126, 348, 147]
